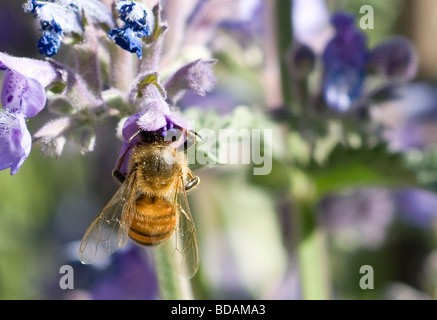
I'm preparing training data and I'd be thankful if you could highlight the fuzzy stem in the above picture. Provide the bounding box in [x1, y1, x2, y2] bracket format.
[294, 197, 331, 299]
[74, 46, 102, 97]
[289, 169, 331, 300]
[153, 246, 193, 300]
[109, 43, 134, 92]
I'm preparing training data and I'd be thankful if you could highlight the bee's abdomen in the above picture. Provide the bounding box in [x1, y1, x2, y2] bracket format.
[129, 195, 176, 246]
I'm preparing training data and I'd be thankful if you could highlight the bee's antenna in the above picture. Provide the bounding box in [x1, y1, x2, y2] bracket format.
[189, 130, 203, 141]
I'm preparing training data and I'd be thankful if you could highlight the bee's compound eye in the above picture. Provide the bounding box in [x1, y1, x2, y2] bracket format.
[140, 130, 161, 143]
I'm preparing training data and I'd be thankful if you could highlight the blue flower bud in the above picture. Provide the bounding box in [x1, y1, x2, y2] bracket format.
[108, 1, 154, 59]
[322, 12, 368, 112]
[108, 27, 144, 59]
[37, 30, 63, 57]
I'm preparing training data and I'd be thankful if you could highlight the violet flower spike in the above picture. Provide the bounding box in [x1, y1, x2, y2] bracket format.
[322, 12, 368, 112]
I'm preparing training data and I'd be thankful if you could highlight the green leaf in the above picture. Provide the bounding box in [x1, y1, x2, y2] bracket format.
[135, 73, 166, 98]
[308, 143, 419, 198]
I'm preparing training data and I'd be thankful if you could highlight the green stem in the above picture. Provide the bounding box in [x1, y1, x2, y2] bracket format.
[289, 169, 331, 299]
[293, 196, 331, 300]
[153, 246, 193, 300]
[276, 1, 332, 300]
[275, 0, 293, 107]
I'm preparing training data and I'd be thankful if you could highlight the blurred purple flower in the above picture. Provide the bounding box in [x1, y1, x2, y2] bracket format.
[322, 12, 368, 112]
[183, 0, 262, 49]
[90, 246, 158, 300]
[368, 36, 418, 82]
[54, 245, 159, 300]
[374, 83, 437, 151]
[0, 110, 31, 175]
[288, 43, 316, 79]
[319, 188, 395, 249]
[394, 189, 437, 229]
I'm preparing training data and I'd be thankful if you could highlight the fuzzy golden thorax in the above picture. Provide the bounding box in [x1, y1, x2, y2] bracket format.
[127, 143, 189, 201]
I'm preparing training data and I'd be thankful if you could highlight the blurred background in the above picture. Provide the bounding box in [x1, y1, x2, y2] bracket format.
[1, 0, 437, 300]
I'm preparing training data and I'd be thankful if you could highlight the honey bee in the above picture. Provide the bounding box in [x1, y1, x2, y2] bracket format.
[79, 129, 200, 278]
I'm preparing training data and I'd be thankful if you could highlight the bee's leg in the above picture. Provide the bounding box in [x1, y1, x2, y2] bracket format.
[185, 172, 200, 191]
[112, 143, 134, 183]
[112, 169, 126, 183]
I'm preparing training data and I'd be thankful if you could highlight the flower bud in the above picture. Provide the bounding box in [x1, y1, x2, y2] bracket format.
[165, 59, 217, 103]
[288, 43, 316, 79]
[368, 36, 418, 82]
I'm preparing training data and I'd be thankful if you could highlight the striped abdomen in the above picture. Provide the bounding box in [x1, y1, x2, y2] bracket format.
[128, 195, 176, 246]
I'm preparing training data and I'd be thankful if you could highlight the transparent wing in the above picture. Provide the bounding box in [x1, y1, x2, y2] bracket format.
[161, 176, 200, 278]
[79, 171, 137, 264]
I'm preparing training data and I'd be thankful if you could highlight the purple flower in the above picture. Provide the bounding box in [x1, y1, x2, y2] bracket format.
[0, 110, 31, 175]
[320, 188, 395, 249]
[0, 52, 60, 174]
[394, 189, 437, 229]
[165, 59, 217, 103]
[368, 36, 418, 82]
[322, 12, 368, 112]
[375, 83, 437, 151]
[114, 83, 190, 176]
[88, 245, 158, 300]
[0, 53, 47, 118]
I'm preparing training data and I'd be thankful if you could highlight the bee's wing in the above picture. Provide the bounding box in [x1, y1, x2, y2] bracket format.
[163, 176, 200, 278]
[79, 171, 137, 264]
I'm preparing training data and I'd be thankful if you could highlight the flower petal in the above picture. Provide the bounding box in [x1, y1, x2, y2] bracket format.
[0, 111, 32, 175]
[1, 69, 46, 118]
[322, 12, 368, 111]
[137, 101, 168, 132]
[0, 52, 60, 88]
[165, 59, 217, 103]
[108, 27, 144, 59]
[368, 36, 418, 81]
[122, 113, 142, 141]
